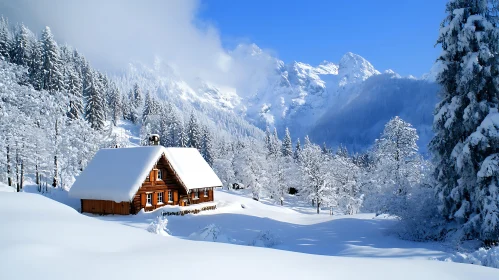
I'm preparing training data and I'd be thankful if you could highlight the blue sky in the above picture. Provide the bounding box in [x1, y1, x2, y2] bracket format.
[198, 0, 447, 77]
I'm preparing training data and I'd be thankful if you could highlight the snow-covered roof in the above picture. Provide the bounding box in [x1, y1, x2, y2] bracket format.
[69, 146, 222, 202]
[69, 146, 165, 202]
[163, 147, 222, 191]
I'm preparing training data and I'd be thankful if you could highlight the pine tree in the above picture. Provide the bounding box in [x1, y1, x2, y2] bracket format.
[66, 67, 83, 119]
[40, 26, 63, 92]
[293, 138, 302, 162]
[281, 127, 293, 157]
[108, 83, 122, 126]
[84, 70, 105, 130]
[0, 16, 11, 61]
[264, 126, 272, 154]
[187, 113, 201, 149]
[169, 111, 182, 147]
[430, 0, 499, 242]
[142, 91, 153, 122]
[95, 72, 109, 121]
[321, 142, 331, 155]
[127, 84, 142, 124]
[336, 144, 349, 158]
[11, 24, 31, 67]
[201, 127, 214, 166]
[132, 83, 142, 108]
[29, 39, 43, 90]
[179, 123, 188, 148]
[304, 135, 312, 146]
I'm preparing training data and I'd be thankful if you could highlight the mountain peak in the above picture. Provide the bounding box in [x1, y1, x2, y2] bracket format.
[315, 60, 339, 75]
[338, 52, 380, 86]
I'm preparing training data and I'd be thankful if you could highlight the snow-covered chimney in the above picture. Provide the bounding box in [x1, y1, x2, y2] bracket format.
[149, 134, 160, 146]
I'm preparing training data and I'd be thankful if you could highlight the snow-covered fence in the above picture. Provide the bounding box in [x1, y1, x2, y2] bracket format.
[160, 202, 217, 216]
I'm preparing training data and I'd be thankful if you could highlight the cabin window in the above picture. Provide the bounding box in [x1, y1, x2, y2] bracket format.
[157, 169, 162, 180]
[157, 192, 163, 204]
[168, 190, 173, 202]
[204, 189, 208, 197]
[194, 190, 199, 199]
[146, 193, 152, 205]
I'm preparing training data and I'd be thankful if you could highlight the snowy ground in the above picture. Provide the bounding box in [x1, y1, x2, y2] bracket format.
[97, 190, 447, 259]
[1, 188, 498, 279]
[0, 182, 15, 193]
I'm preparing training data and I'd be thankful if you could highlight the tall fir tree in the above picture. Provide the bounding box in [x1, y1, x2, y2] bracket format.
[108, 83, 122, 126]
[11, 24, 31, 67]
[84, 70, 105, 130]
[179, 123, 188, 148]
[0, 16, 11, 61]
[142, 90, 153, 122]
[264, 125, 272, 154]
[187, 113, 201, 149]
[430, 0, 499, 242]
[281, 127, 293, 157]
[127, 83, 142, 124]
[201, 127, 214, 166]
[293, 138, 302, 162]
[66, 67, 83, 119]
[28, 39, 43, 90]
[40, 26, 63, 93]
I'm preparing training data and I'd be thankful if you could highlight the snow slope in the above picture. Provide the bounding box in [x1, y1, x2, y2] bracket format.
[1, 192, 498, 280]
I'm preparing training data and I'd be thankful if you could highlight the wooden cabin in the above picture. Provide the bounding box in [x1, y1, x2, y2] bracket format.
[69, 145, 222, 215]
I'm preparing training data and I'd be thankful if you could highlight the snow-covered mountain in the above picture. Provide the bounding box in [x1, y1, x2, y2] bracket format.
[120, 46, 439, 153]
[232, 50, 385, 139]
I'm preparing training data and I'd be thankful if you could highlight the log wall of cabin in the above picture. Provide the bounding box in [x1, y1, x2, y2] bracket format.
[189, 189, 214, 204]
[81, 199, 130, 215]
[131, 155, 187, 214]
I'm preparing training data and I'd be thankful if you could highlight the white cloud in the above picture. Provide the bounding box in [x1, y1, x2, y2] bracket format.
[0, 0, 276, 93]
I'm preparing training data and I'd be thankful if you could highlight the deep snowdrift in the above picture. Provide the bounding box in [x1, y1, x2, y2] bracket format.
[1, 192, 498, 280]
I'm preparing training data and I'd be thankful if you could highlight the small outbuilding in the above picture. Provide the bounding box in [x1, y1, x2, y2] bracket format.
[69, 146, 222, 215]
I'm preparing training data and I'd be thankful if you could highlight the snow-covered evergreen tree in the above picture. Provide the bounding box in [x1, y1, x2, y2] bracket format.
[430, 0, 499, 243]
[293, 138, 302, 162]
[66, 66, 83, 119]
[29, 39, 43, 90]
[187, 113, 201, 149]
[281, 127, 293, 157]
[179, 123, 188, 148]
[11, 24, 31, 67]
[84, 70, 105, 130]
[108, 83, 122, 126]
[201, 127, 214, 166]
[128, 89, 139, 124]
[40, 26, 63, 93]
[0, 16, 11, 61]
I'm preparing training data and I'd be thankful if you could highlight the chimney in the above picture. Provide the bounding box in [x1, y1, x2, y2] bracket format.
[148, 134, 160, 146]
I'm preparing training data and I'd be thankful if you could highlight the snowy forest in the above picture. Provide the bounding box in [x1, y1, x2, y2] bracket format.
[1, 0, 499, 248]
